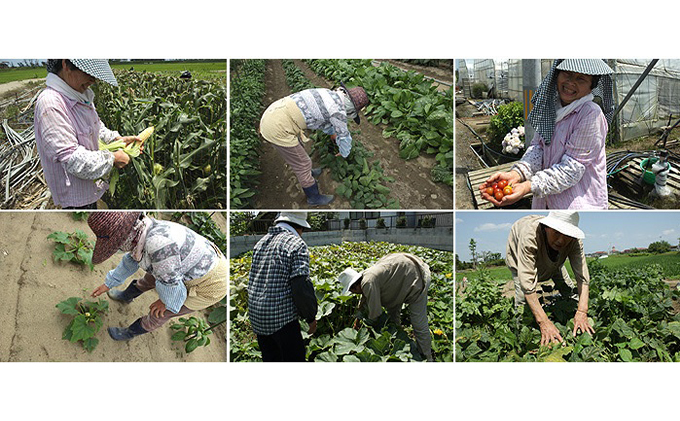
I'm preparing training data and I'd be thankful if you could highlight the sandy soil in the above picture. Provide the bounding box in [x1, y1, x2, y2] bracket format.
[0, 78, 42, 97]
[0, 212, 226, 362]
[252, 60, 453, 209]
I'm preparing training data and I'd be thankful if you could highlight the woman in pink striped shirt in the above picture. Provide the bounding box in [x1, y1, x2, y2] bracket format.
[35, 59, 140, 209]
[480, 59, 615, 210]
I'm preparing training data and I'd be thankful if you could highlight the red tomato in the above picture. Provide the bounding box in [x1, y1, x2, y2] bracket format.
[494, 189, 504, 201]
[497, 180, 508, 189]
[485, 187, 494, 196]
[492, 183, 498, 189]
[503, 185, 513, 195]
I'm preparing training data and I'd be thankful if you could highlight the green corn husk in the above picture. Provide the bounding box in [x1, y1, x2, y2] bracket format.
[98, 139, 142, 158]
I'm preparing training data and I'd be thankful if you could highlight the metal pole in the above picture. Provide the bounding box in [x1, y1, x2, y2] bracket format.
[611, 59, 659, 121]
[522, 59, 542, 146]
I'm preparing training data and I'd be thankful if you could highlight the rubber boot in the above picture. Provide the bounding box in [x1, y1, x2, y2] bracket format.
[108, 318, 148, 341]
[303, 181, 334, 206]
[311, 167, 323, 178]
[107, 280, 143, 304]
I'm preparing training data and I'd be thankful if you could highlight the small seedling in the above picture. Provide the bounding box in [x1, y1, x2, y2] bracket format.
[170, 316, 216, 353]
[71, 212, 89, 221]
[47, 230, 94, 271]
[56, 297, 109, 352]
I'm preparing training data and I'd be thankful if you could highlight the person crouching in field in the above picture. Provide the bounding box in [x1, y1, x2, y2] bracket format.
[337, 253, 434, 361]
[259, 84, 369, 206]
[88, 212, 227, 341]
[506, 211, 593, 346]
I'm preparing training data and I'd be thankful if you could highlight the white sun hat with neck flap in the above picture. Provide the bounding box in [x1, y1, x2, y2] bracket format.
[274, 212, 311, 229]
[338, 268, 362, 295]
[539, 211, 585, 240]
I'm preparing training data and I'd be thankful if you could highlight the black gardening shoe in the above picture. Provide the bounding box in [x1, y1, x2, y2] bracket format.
[107, 280, 143, 304]
[108, 318, 148, 341]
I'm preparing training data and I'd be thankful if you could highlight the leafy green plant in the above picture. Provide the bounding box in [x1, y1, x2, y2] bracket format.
[306, 59, 453, 186]
[56, 297, 109, 352]
[376, 218, 386, 229]
[47, 230, 94, 271]
[471, 83, 488, 99]
[343, 218, 350, 229]
[456, 263, 680, 362]
[359, 219, 367, 230]
[396, 217, 407, 228]
[230, 60, 266, 209]
[170, 316, 215, 353]
[281, 60, 399, 209]
[71, 212, 89, 221]
[488, 102, 524, 149]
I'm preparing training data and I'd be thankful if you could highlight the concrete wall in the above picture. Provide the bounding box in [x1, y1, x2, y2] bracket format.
[230, 227, 453, 257]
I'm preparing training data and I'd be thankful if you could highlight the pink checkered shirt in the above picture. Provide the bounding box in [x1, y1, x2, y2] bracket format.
[34, 88, 113, 207]
[530, 101, 608, 209]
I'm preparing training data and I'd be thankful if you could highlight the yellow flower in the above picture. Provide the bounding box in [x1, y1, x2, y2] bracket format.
[433, 328, 444, 336]
[445, 273, 452, 278]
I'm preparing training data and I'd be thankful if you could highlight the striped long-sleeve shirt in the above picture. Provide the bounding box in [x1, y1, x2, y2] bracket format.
[290, 89, 353, 157]
[513, 100, 608, 209]
[34, 87, 120, 207]
[105, 219, 218, 314]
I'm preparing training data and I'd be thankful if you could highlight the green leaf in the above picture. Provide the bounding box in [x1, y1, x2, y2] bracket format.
[56, 297, 81, 315]
[186, 338, 199, 353]
[171, 331, 188, 341]
[70, 315, 97, 343]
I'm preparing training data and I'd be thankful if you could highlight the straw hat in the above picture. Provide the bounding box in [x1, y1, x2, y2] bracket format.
[555, 59, 614, 75]
[274, 212, 311, 229]
[340, 82, 369, 124]
[539, 211, 585, 239]
[338, 268, 362, 295]
[87, 212, 142, 264]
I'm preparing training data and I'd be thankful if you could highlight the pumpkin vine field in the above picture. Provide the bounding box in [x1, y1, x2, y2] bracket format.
[456, 262, 680, 362]
[93, 70, 226, 209]
[230, 241, 453, 362]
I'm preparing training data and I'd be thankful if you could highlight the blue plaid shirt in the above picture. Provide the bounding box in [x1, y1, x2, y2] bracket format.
[247, 225, 310, 335]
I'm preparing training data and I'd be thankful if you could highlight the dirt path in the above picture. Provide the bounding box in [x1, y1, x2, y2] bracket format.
[0, 212, 226, 362]
[293, 59, 453, 209]
[255, 60, 350, 209]
[0, 78, 42, 98]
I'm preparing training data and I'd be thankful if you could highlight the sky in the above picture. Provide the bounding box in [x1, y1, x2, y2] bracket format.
[455, 211, 680, 261]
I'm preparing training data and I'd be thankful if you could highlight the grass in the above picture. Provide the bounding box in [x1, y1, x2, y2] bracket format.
[457, 252, 680, 283]
[0, 61, 225, 84]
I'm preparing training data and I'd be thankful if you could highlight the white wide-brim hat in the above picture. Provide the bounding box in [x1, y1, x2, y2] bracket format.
[274, 212, 311, 229]
[338, 268, 362, 295]
[71, 59, 118, 86]
[539, 211, 585, 239]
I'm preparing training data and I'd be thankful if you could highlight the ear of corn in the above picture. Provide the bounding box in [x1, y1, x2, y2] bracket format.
[138, 126, 154, 143]
[98, 125, 153, 158]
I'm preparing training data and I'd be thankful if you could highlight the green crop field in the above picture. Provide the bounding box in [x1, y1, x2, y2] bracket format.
[0, 61, 225, 85]
[457, 252, 680, 283]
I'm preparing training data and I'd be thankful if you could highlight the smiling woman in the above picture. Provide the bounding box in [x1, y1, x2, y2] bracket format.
[479, 59, 615, 210]
[34, 59, 141, 209]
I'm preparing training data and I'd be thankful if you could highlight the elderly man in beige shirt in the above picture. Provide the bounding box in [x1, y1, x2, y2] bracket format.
[338, 253, 433, 361]
[506, 211, 594, 346]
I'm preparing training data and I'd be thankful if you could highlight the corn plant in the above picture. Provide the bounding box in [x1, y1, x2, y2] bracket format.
[93, 70, 226, 209]
[56, 297, 109, 352]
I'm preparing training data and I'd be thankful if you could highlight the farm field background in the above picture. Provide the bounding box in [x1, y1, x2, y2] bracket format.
[0, 212, 226, 362]
[230, 241, 453, 362]
[0, 60, 225, 84]
[456, 252, 680, 283]
[230, 59, 453, 210]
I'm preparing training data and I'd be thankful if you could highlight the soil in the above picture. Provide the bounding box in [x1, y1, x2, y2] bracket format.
[0, 79, 42, 99]
[0, 212, 226, 362]
[455, 105, 490, 209]
[253, 59, 453, 209]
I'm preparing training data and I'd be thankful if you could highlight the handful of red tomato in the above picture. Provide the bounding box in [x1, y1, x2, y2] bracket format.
[484, 179, 513, 201]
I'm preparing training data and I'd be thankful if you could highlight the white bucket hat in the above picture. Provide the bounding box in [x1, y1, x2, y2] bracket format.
[539, 211, 585, 239]
[338, 268, 362, 295]
[274, 212, 311, 229]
